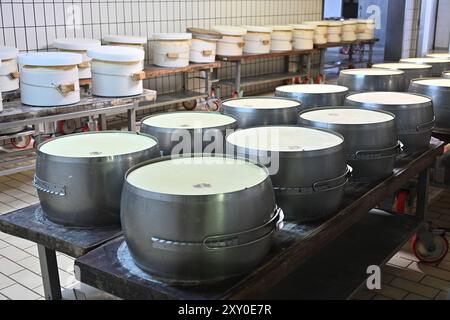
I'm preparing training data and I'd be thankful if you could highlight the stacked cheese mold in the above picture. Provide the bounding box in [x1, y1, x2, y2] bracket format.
[304, 21, 327, 45]
[88, 46, 145, 97]
[355, 19, 375, 40]
[18, 52, 82, 107]
[53, 38, 101, 79]
[0, 46, 19, 93]
[212, 26, 247, 56]
[267, 25, 294, 52]
[326, 21, 343, 43]
[243, 26, 272, 54]
[152, 33, 192, 68]
[290, 24, 315, 50]
[342, 20, 357, 41]
[187, 28, 222, 63]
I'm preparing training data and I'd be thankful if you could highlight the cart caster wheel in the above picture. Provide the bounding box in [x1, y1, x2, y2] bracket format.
[294, 76, 301, 84]
[412, 233, 449, 263]
[58, 119, 77, 135]
[314, 74, 324, 84]
[10, 135, 32, 149]
[367, 63, 373, 68]
[396, 190, 408, 214]
[206, 99, 221, 112]
[182, 100, 197, 110]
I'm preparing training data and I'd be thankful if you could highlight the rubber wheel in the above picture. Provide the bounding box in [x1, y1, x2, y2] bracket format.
[10, 135, 32, 149]
[182, 100, 197, 110]
[412, 233, 449, 263]
[58, 119, 77, 135]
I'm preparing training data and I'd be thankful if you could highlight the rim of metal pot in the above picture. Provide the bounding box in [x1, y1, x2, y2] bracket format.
[345, 91, 433, 108]
[339, 69, 405, 77]
[37, 130, 160, 164]
[275, 84, 350, 96]
[123, 153, 274, 201]
[140, 111, 238, 134]
[222, 96, 302, 111]
[410, 77, 450, 92]
[298, 106, 397, 128]
[372, 64, 433, 71]
[226, 125, 346, 158]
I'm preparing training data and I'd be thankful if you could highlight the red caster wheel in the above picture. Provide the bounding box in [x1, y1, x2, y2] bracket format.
[10, 135, 32, 149]
[206, 99, 221, 112]
[58, 119, 77, 135]
[302, 77, 310, 84]
[396, 190, 408, 214]
[294, 76, 302, 84]
[231, 90, 239, 98]
[314, 74, 324, 84]
[367, 63, 373, 68]
[412, 233, 449, 263]
[182, 100, 197, 110]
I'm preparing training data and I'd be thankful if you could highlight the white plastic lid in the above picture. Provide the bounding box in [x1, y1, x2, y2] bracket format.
[0, 46, 19, 60]
[103, 35, 148, 44]
[304, 21, 328, 26]
[18, 52, 82, 66]
[143, 112, 235, 129]
[223, 97, 299, 109]
[212, 26, 247, 36]
[227, 126, 343, 152]
[266, 25, 294, 31]
[152, 33, 192, 41]
[300, 108, 394, 125]
[53, 38, 101, 51]
[87, 45, 145, 62]
[340, 68, 404, 76]
[373, 63, 433, 70]
[277, 84, 348, 94]
[126, 157, 268, 196]
[243, 25, 272, 33]
[39, 132, 157, 158]
[426, 53, 450, 60]
[347, 92, 431, 105]
[400, 58, 449, 64]
[290, 24, 316, 30]
[412, 78, 450, 87]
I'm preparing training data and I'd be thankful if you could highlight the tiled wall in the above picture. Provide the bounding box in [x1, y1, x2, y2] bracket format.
[0, 0, 323, 96]
[434, 0, 450, 50]
[401, 0, 421, 58]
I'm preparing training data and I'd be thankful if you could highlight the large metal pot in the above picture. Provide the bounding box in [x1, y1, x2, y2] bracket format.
[345, 92, 434, 153]
[338, 68, 405, 92]
[400, 58, 450, 77]
[140, 111, 237, 156]
[121, 154, 282, 282]
[275, 84, 349, 110]
[299, 107, 401, 181]
[34, 131, 160, 227]
[372, 63, 433, 91]
[221, 97, 302, 129]
[409, 78, 450, 130]
[226, 126, 350, 222]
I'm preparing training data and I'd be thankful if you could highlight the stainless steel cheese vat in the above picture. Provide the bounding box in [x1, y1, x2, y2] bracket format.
[140, 111, 237, 156]
[121, 154, 282, 282]
[275, 84, 349, 110]
[372, 63, 433, 91]
[409, 78, 450, 130]
[34, 131, 160, 227]
[400, 58, 450, 77]
[221, 97, 302, 129]
[299, 107, 401, 181]
[226, 126, 350, 222]
[338, 68, 405, 92]
[345, 92, 434, 153]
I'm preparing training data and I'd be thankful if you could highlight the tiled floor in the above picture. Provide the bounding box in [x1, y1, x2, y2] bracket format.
[0, 170, 449, 300]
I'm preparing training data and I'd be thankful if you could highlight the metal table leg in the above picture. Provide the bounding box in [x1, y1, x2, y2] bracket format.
[319, 49, 326, 81]
[368, 43, 374, 67]
[235, 61, 242, 97]
[416, 168, 430, 220]
[348, 44, 354, 68]
[98, 114, 107, 131]
[306, 53, 312, 83]
[38, 244, 62, 300]
[127, 107, 137, 132]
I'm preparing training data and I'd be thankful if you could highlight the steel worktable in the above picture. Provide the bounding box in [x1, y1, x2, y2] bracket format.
[73, 138, 444, 300]
[215, 49, 314, 97]
[0, 204, 122, 300]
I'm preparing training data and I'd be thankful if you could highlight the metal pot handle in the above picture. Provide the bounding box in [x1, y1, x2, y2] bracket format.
[33, 176, 66, 197]
[416, 117, 435, 133]
[352, 141, 403, 160]
[313, 165, 353, 192]
[202, 206, 284, 250]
